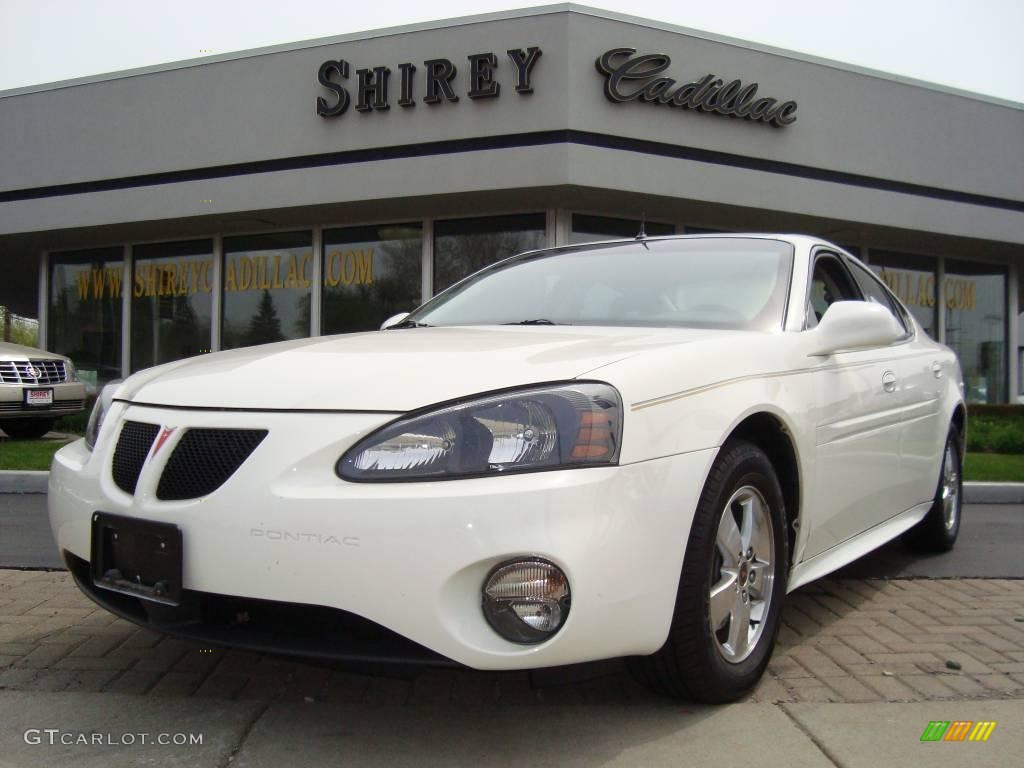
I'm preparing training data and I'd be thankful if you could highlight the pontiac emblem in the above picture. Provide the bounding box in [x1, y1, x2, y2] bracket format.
[151, 426, 177, 457]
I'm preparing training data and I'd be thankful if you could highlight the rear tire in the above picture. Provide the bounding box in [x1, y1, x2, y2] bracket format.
[902, 427, 962, 553]
[629, 439, 788, 702]
[1, 418, 56, 440]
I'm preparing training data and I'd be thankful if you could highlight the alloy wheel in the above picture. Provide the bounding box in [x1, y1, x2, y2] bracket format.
[942, 443, 960, 531]
[710, 485, 776, 663]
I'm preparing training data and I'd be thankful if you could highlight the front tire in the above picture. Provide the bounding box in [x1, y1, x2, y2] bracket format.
[902, 427, 962, 552]
[630, 440, 788, 702]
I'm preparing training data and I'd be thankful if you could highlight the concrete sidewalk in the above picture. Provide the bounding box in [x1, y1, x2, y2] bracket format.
[0, 690, 1019, 767]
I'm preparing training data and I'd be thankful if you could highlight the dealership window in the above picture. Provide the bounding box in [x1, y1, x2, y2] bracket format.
[322, 224, 422, 335]
[1018, 268, 1024, 397]
[221, 232, 312, 350]
[944, 259, 1007, 404]
[868, 251, 937, 338]
[570, 214, 674, 243]
[685, 226, 732, 234]
[2, 246, 41, 349]
[48, 247, 124, 392]
[130, 240, 213, 372]
[433, 214, 545, 293]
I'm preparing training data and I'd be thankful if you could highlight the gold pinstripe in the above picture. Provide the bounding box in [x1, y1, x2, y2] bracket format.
[630, 351, 937, 412]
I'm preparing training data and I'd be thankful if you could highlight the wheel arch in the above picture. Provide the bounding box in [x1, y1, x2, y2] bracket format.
[951, 402, 967, 455]
[724, 411, 802, 566]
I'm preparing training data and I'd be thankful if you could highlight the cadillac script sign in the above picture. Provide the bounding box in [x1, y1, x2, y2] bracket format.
[595, 47, 798, 127]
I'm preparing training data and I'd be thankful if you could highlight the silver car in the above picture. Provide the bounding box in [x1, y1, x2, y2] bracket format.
[0, 341, 86, 439]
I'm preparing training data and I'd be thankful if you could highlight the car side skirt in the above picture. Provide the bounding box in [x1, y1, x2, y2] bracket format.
[787, 500, 932, 592]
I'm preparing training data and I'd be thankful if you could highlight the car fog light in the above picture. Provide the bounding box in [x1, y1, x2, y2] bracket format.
[482, 559, 570, 644]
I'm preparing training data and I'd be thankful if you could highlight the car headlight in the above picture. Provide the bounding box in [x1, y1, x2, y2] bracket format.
[64, 359, 79, 382]
[85, 380, 122, 451]
[337, 382, 622, 482]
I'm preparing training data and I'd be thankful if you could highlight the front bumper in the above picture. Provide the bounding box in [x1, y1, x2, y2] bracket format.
[49, 403, 715, 670]
[0, 381, 86, 417]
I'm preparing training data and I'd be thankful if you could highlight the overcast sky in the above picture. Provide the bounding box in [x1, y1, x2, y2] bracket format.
[2, 0, 1022, 103]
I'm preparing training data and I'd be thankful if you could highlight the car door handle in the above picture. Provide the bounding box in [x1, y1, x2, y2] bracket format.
[931, 361, 943, 379]
[882, 370, 897, 393]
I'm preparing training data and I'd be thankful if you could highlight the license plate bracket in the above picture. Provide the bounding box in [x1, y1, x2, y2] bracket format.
[91, 513, 183, 606]
[23, 388, 53, 406]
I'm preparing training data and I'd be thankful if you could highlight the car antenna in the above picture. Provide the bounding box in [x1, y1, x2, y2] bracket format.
[636, 213, 650, 250]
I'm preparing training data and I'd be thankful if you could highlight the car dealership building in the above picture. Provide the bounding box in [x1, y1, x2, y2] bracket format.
[1, 4, 1021, 401]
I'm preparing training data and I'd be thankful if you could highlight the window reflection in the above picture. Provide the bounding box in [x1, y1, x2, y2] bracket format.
[131, 240, 213, 371]
[49, 247, 124, 392]
[1018, 268, 1024, 397]
[868, 251, 937, 338]
[571, 214, 673, 243]
[0, 253, 41, 349]
[433, 214, 545, 293]
[222, 232, 312, 350]
[322, 224, 422, 334]
[945, 259, 1007, 404]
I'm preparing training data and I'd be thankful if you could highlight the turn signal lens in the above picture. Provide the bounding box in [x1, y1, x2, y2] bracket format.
[482, 559, 570, 643]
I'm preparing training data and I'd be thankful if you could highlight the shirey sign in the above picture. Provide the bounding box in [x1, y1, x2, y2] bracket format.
[313, 44, 798, 128]
[71, 249, 377, 301]
[594, 47, 799, 127]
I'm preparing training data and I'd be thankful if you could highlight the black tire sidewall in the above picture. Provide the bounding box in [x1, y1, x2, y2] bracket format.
[677, 441, 789, 695]
[934, 430, 962, 546]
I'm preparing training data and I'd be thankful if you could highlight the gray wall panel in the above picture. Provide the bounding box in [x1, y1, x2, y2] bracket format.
[565, 14, 1024, 202]
[0, 7, 1021, 245]
[0, 146, 571, 236]
[1, 13, 568, 190]
[561, 145, 1023, 245]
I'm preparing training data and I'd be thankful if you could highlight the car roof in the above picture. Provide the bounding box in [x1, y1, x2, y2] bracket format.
[512, 233, 829, 261]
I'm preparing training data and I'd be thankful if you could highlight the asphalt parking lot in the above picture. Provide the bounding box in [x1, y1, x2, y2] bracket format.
[1, 493, 1022, 766]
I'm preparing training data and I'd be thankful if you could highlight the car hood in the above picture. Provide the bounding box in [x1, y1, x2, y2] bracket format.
[0, 341, 64, 360]
[119, 326, 735, 412]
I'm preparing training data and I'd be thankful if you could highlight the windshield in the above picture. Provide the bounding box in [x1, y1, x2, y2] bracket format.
[407, 238, 794, 331]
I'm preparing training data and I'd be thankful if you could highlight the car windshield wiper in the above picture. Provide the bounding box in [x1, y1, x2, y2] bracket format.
[389, 319, 432, 329]
[503, 319, 566, 326]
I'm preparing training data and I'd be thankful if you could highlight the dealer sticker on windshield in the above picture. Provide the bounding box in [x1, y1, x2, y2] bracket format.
[24, 388, 53, 406]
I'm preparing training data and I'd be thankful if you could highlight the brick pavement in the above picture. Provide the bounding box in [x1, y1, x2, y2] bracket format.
[1, 569, 1023, 705]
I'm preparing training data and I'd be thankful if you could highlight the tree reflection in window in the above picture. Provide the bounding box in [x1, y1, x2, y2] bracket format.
[434, 215, 545, 294]
[945, 259, 1007, 403]
[221, 232, 312, 350]
[131, 239, 213, 372]
[322, 224, 422, 335]
[49, 247, 124, 391]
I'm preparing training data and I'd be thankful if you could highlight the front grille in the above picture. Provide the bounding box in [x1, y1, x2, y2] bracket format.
[111, 421, 160, 495]
[0, 360, 67, 384]
[0, 399, 84, 412]
[157, 428, 267, 501]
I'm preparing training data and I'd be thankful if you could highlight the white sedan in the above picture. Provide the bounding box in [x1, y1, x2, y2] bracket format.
[49, 234, 965, 702]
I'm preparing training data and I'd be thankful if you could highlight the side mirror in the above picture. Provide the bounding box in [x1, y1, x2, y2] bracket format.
[380, 312, 410, 330]
[807, 301, 903, 356]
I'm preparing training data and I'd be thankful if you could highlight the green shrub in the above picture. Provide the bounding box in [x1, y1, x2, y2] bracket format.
[966, 406, 1024, 455]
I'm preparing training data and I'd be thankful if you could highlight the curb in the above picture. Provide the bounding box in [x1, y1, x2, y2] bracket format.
[0, 471, 49, 494]
[963, 481, 1024, 504]
[1, 471, 1022, 502]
